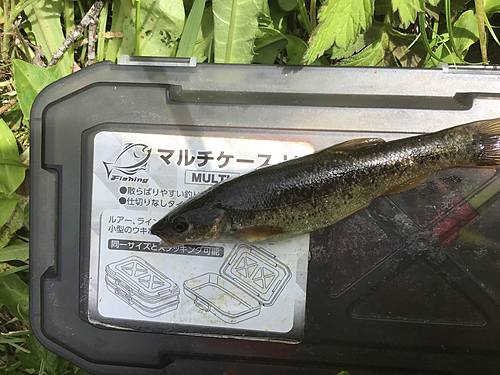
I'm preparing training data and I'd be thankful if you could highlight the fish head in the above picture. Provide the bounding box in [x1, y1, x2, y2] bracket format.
[151, 204, 231, 246]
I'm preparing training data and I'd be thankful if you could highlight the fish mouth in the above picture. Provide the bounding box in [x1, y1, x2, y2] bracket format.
[159, 238, 179, 248]
[150, 221, 165, 236]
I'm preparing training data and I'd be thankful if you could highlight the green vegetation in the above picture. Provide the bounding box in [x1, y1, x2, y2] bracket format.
[1, 0, 500, 373]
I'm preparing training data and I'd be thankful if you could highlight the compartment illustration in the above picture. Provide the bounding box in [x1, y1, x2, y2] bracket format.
[105, 256, 180, 317]
[183, 244, 292, 324]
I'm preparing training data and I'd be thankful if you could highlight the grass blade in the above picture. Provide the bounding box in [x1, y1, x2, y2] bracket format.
[0, 264, 29, 278]
[475, 0, 488, 63]
[135, 0, 141, 56]
[63, 0, 75, 67]
[177, 0, 208, 57]
[445, 0, 464, 62]
[297, 0, 312, 34]
[418, 12, 444, 63]
[96, 0, 109, 61]
[0, 159, 29, 169]
[105, 0, 127, 62]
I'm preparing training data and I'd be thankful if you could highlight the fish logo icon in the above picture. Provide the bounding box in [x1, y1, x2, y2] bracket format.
[103, 143, 152, 179]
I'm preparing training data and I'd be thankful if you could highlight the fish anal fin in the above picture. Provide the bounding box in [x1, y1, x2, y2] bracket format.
[230, 227, 284, 242]
[328, 138, 386, 152]
[384, 174, 429, 196]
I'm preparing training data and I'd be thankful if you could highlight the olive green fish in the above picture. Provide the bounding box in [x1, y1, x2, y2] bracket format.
[151, 118, 500, 246]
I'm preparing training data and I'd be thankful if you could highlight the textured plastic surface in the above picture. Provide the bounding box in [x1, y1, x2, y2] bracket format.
[30, 59, 500, 375]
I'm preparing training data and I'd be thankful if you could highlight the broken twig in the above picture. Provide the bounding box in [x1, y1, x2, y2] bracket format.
[0, 97, 18, 116]
[47, 0, 104, 68]
[87, 20, 97, 65]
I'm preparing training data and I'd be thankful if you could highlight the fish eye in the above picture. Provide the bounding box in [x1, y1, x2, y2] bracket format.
[172, 217, 189, 233]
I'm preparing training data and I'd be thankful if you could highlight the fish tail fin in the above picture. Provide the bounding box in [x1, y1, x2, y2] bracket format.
[475, 118, 500, 166]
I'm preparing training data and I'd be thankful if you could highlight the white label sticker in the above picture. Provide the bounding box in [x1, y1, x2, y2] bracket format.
[88, 132, 313, 338]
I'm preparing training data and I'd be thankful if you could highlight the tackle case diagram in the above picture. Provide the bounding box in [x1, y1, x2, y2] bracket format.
[184, 244, 292, 324]
[105, 256, 180, 317]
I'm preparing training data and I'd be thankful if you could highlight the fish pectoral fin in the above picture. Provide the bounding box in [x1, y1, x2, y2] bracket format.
[230, 227, 284, 242]
[328, 138, 386, 152]
[383, 174, 429, 195]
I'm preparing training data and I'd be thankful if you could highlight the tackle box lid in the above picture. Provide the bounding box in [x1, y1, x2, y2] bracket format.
[30, 57, 500, 375]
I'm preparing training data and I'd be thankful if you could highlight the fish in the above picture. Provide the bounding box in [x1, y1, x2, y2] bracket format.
[150, 118, 500, 246]
[103, 143, 151, 178]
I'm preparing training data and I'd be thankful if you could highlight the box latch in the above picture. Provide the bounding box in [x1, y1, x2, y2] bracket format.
[119, 55, 198, 67]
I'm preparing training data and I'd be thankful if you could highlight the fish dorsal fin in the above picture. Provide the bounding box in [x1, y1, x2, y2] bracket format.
[327, 138, 386, 152]
[230, 227, 284, 242]
[383, 174, 430, 196]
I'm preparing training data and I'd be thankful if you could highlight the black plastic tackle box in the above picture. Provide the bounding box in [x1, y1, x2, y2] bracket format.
[30, 56, 500, 374]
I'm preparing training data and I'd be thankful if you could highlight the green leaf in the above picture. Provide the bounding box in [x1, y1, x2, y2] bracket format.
[0, 119, 24, 195]
[260, 27, 308, 64]
[0, 273, 29, 321]
[268, 0, 289, 32]
[24, 0, 73, 76]
[0, 243, 29, 262]
[392, 0, 424, 27]
[192, 7, 215, 61]
[278, 0, 298, 12]
[375, 0, 391, 15]
[482, 0, 500, 14]
[303, 0, 374, 63]
[213, 0, 268, 63]
[0, 204, 27, 249]
[177, 0, 208, 57]
[453, 10, 480, 54]
[12, 59, 62, 120]
[337, 21, 425, 67]
[24, 203, 30, 230]
[118, 0, 185, 58]
[283, 34, 308, 64]
[17, 335, 59, 375]
[253, 34, 288, 63]
[426, 0, 469, 19]
[0, 159, 29, 169]
[0, 193, 19, 228]
[331, 20, 382, 59]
